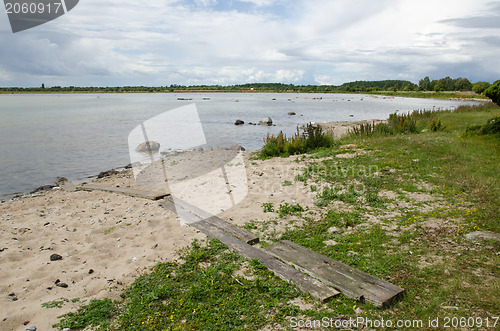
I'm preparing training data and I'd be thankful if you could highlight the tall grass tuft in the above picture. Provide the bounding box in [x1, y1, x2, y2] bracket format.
[259, 123, 334, 159]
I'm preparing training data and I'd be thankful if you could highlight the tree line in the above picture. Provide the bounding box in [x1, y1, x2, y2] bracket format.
[0, 77, 495, 94]
[418, 76, 492, 93]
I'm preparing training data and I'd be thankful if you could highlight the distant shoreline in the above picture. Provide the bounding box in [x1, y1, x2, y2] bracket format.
[0, 89, 490, 101]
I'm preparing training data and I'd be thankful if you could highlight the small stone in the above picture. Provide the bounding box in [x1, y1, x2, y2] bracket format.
[444, 269, 451, 276]
[26, 326, 36, 331]
[23, 321, 30, 325]
[50, 254, 63, 261]
[56, 282, 68, 288]
[88, 269, 94, 274]
[465, 231, 500, 242]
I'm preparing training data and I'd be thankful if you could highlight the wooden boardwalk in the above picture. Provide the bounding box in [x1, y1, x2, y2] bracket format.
[264, 240, 404, 307]
[160, 196, 339, 302]
[76, 184, 404, 305]
[78, 185, 169, 200]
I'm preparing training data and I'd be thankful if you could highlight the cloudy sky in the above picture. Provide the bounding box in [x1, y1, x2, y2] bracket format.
[1, 0, 499, 87]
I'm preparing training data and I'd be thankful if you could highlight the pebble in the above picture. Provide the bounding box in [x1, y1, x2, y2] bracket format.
[26, 326, 36, 331]
[50, 254, 63, 261]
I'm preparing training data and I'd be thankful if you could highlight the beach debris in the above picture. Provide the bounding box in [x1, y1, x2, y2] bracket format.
[259, 117, 273, 126]
[135, 141, 160, 153]
[234, 119, 245, 125]
[49, 253, 63, 261]
[288, 112, 296, 115]
[25, 326, 37, 331]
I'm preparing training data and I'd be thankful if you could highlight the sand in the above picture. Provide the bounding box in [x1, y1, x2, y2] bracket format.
[0, 146, 321, 330]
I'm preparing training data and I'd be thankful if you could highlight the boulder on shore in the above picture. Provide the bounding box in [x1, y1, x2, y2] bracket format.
[259, 117, 273, 126]
[136, 141, 160, 153]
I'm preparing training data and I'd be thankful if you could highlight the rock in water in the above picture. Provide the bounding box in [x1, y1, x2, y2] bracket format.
[259, 117, 273, 126]
[136, 141, 160, 153]
[234, 119, 245, 125]
[288, 112, 296, 116]
[227, 144, 246, 151]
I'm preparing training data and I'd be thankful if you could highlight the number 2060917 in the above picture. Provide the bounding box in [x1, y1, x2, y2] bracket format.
[442, 316, 498, 328]
[5, 2, 63, 14]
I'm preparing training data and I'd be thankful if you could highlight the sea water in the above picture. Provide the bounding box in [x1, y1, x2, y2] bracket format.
[0, 92, 478, 198]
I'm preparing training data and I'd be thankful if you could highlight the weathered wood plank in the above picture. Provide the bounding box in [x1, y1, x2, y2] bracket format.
[205, 216, 259, 245]
[159, 197, 259, 245]
[264, 240, 404, 307]
[159, 197, 338, 301]
[191, 220, 339, 302]
[78, 185, 169, 200]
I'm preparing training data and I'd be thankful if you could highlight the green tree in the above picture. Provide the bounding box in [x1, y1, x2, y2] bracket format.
[472, 81, 491, 94]
[419, 76, 431, 91]
[484, 80, 500, 105]
[436, 76, 453, 91]
[453, 77, 472, 91]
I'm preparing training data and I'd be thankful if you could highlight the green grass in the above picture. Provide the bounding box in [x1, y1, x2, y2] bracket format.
[51, 104, 500, 330]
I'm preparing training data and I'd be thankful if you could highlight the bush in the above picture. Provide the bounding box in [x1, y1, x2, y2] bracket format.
[480, 117, 500, 134]
[463, 117, 500, 136]
[484, 80, 500, 105]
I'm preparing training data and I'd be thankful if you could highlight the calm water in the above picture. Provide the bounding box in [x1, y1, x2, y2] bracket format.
[0, 93, 478, 199]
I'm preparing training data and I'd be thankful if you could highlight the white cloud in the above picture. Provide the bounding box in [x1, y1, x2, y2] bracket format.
[0, 0, 499, 86]
[0, 67, 11, 81]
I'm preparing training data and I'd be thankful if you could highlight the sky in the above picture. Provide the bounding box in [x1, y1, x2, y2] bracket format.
[0, 0, 499, 87]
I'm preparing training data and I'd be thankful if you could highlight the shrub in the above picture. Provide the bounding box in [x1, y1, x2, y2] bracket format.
[480, 117, 500, 134]
[463, 117, 500, 136]
[484, 80, 500, 105]
[429, 118, 443, 132]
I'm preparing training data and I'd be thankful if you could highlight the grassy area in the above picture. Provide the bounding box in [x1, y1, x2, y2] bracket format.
[49, 105, 499, 330]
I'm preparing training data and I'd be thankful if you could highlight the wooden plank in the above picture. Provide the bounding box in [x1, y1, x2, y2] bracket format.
[159, 197, 338, 301]
[264, 240, 404, 307]
[159, 197, 259, 245]
[205, 216, 259, 245]
[191, 220, 339, 302]
[78, 185, 169, 200]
